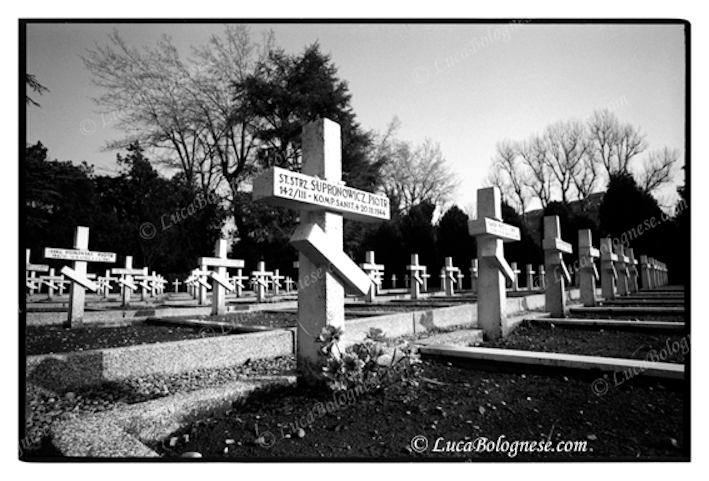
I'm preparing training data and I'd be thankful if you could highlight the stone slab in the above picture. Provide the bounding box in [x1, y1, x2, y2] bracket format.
[418, 345, 684, 380]
[525, 316, 686, 331]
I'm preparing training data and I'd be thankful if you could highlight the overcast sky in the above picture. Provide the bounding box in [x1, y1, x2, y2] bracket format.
[25, 21, 685, 213]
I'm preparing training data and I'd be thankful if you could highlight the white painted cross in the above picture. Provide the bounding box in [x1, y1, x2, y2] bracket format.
[199, 239, 243, 315]
[251, 261, 272, 303]
[615, 244, 630, 296]
[26, 249, 49, 295]
[112, 256, 142, 307]
[44, 226, 117, 327]
[407, 254, 425, 300]
[578, 229, 600, 307]
[525, 264, 535, 291]
[97, 269, 118, 298]
[194, 268, 212, 305]
[172, 278, 181, 293]
[253, 118, 389, 384]
[468, 187, 520, 340]
[443, 257, 460, 296]
[537, 264, 546, 290]
[272, 269, 284, 296]
[510, 262, 521, 292]
[391, 274, 397, 289]
[600, 238, 618, 299]
[627, 248, 639, 292]
[456, 269, 465, 290]
[133, 268, 152, 301]
[543, 216, 573, 317]
[421, 266, 430, 292]
[360, 250, 384, 302]
[404, 274, 410, 289]
[284, 276, 295, 293]
[231, 269, 248, 297]
[40, 268, 63, 301]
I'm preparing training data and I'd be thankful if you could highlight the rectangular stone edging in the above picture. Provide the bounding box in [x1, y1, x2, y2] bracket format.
[418, 345, 684, 380]
[525, 316, 686, 330]
[570, 306, 684, 315]
[51, 375, 296, 458]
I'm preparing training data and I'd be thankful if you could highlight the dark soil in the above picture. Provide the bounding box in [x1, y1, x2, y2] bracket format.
[155, 358, 686, 460]
[568, 313, 685, 323]
[22, 357, 297, 458]
[24, 324, 234, 355]
[483, 324, 689, 363]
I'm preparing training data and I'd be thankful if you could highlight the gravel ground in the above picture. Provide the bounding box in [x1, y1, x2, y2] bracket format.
[21, 356, 296, 457]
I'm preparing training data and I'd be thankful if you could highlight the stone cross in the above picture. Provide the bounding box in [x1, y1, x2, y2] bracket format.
[440, 258, 458, 294]
[537, 264, 546, 290]
[421, 267, 430, 292]
[600, 238, 618, 299]
[194, 267, 212, 305]
[360, 251, 384, 302]
[468, 187, 520, 339]
[284, 276, 295, 293]
[404, 274, 410, 289]
[578, 229, 600, 307]
[439, 268, 446, 292]
[199, 239, 244, 315]
[615, 245, 630, 296]
[40, 268, 63, 301]
[112, 256, 142, 307]
[134, 268, 152, 301]
[525, 264, 535, 291]
[272, 269, 284, 296]
[391, 274, 397, 289]
[44, 226, 116, 327]
[470, 259, 478, 294]
[543, 216, 573, 317]
[98, 269, 118, 298]
[510, 262, 521, 291]
[456, 270, 465, 290]
[173, 278, 181, 293]
[251, 261, 272, 302]
[26, 249, 49, 295]
[407, 253, 425, 300]
[57, 277, 68, 296]
[627, 248, 639, 292]
[231, 269, 248, 297]
[253, 118, 389, 384]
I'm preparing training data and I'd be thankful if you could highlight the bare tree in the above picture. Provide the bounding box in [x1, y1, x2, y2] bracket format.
[82, 26, 272, 195]
[542, 120, 589, 205]
[380, 137, 459, 214]
[26, 74, 49, 107]
[636, 147, 682, 194]
[488, 139, 531, 216]
[588, 109, 647, 177]
[518, 135, 553, 209]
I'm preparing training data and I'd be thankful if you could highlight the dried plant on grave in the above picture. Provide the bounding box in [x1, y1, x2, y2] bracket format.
[316, 326, 422, 394]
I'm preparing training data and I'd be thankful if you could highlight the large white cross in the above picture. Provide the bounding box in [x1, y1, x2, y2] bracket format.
[542, 216, 573, 317]
[199, 239, 243, 315]
[468, 187, 520, 340]
[44, 226, 116, 327]
[253, 118, 390, 384]
[406, 254, 425, 300]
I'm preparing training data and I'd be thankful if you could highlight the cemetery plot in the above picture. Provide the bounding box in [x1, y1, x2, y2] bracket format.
[481, 323, 688, 364]
[154, 357, 684, 460]
[23, 356, 296, 458]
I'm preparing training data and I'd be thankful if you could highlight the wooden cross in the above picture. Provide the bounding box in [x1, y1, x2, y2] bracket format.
[44, 226, 116, 327]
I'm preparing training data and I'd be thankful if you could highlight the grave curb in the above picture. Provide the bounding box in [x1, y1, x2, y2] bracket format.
[418, 345, 684, 380]
[51, 375, 296, 458]
[524, 316, 686, 331]
[26, 330, 295, 392]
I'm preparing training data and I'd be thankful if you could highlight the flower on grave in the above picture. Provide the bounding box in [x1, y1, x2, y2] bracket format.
[318, 325, 343, 345]
[342, 353, 365, 372]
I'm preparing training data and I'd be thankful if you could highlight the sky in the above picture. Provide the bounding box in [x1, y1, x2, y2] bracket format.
[25, 21, 686, 214]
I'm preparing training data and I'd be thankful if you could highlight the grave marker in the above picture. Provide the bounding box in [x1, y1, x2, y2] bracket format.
[600, 238, 618, 299]
[442, 257, 459, 296]
[469, 187, 520, 339]
[615, 245, 630, 296]
[456, 270, 465, 290]
[284, 277, 295, 293]
[543, 216, 572, 317]
[360, 251, 384, 302]
[525, 264, 535, 291]
[578, 229, 600, 307]
[391, 274, 397, 289]
[421, 266, 430, 292]
[627, 248, 639, 292]
[112, 256, 142, 307]
[231, 269, 248, 297]
[404, 274, 410, 289]
[199, 239, 243, 315]
[251, 261, 272, 303]
[272, 269, 284, 296]
[26, 249, 49, 295]
[407, 254, 425, 300]
[537, 264, 546, 290]
[40, 268, 63, 301]
[253, 118, 388, 383]
[173, 278, 181, 293]
[44, 226, 116, 327]
[510, 262, 521, 291]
